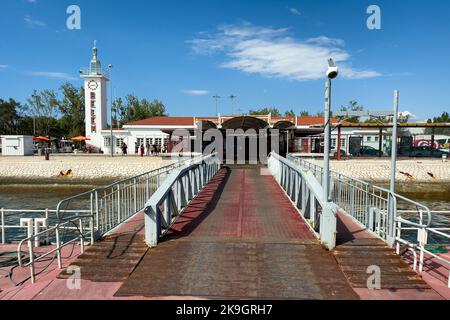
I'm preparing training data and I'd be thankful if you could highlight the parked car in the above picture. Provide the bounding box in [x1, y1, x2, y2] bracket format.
[409, 146, 449, 158]
[351, 146, 383, 157]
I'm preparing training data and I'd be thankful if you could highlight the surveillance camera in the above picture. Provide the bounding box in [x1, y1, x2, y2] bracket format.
[326, 58, 339, 79]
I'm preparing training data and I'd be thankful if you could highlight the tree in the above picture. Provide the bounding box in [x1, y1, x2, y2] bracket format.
[25, 90, 60, 135]
[338, 100, 364, 123]
[0, 98, 21, 135]
[284, 109, 296, 117]
[59, 83, 85, 137]
[426, 112, 450, 135]
[249, 107, 281, 117]
[299, 111, 310, 117]
[121, 95, 167, 124]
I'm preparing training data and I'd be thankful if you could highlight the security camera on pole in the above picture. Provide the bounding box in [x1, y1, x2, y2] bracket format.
[323, 58, 339, 203]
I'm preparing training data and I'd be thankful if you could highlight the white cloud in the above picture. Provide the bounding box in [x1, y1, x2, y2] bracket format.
[27, 0, 38, 3]
[27, 71, 77, 80]
[289, 7, 301, 16]
[0, 65, 8, 69]
[189, 23, 381, 81]
[181, 89, 209, 95]
[399, 111, 416, 119]
[24, 15, 46, 28]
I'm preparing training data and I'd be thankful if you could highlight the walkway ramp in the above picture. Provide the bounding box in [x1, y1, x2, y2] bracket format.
[114, 166, 358, 299]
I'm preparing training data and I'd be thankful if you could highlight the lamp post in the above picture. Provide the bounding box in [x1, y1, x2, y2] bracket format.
[213, 95, 221, 116]
[108, 64, 113, 157]
[229, 95, 237, 114]
[323, 58, 339, 203]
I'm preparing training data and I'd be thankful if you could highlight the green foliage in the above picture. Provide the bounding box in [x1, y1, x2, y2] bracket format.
[249, 107, 281, 117]
[299, 110, 310, 117]
[426, 112, 450, 134]
[338, 100, 364, 123]
[1, 84, 167, 137]
[0, 98, 21, 135]
[284, 109, 296, 117]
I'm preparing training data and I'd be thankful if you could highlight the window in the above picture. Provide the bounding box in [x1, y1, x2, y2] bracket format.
[146, 138, 153, 146]
[116, 138, 124, 147]
[104, 137, 111, 147]
[340, 138, 346, 148]
[155, 138, 162, 146]
[137, 138, 144, 146]
[331, 138, 337, 149]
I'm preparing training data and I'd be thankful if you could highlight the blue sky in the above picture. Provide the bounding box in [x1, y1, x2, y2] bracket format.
[0, 0, 449, 120]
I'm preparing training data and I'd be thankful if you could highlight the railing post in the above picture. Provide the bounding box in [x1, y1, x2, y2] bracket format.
[320, 203, 337, 251]
[117, 185, 121, 224]
[144, 204, 160, 247]
[134, 178, 138, 213]
[55, 224, 62, 269]
[28, 238, 36, 284]
[79, 218, 85, 254]
[1, 208, 5, 244]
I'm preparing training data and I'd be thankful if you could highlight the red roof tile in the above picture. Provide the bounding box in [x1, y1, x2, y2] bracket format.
[126, 117, 195, 126]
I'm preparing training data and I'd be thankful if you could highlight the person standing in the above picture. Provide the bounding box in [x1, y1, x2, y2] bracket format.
[135, 142, 139, 155]
[146, 141, 151, 156]
[140, 144, 144, 157]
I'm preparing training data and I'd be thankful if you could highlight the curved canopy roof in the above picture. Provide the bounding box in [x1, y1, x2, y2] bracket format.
[273, 120, 296, 129]
[196, 120, 217, 130]
[221, 116, 269, 131]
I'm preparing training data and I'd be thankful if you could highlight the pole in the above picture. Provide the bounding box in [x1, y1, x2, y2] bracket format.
[337, 126, 341, 161]
[390, 90, 399, 194]
[109, 65, 113, 157]
[387, 90, 399, 245]
[323, 78, 331, 203]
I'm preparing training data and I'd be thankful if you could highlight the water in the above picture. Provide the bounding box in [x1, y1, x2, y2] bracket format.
[0, 184, 104, 242]
[1, 181, 449, 244]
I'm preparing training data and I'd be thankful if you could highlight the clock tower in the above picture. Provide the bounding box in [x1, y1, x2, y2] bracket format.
[80, 40, 109, 150]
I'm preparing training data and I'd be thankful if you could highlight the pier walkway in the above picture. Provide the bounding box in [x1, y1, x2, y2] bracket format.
[1, 155, 448, 300]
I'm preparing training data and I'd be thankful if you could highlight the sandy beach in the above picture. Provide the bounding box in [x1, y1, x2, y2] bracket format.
[305, 158, 450, 184]
[0, 155, 178, 184]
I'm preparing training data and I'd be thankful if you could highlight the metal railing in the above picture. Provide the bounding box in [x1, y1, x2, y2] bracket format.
[1, 209, 92, 244]
[287, 154, 450, 287]
[144, 153, 221, 246]
[268, 152, 338, 250]
[12, 157, 196, 284]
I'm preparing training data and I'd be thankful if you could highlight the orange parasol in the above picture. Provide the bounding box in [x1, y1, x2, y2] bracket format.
[33, 136, 50, 142]
[70, 136, 91, 142]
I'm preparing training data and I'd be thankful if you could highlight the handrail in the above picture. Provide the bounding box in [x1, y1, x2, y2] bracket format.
[287, 155, 433, 230]
[9, 157, 196, 285]
[268, 152, 338, 250]
[287, 154, 450, 287]
[144, 153, 221, 246]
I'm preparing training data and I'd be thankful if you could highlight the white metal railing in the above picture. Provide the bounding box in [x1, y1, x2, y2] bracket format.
[288, 154, 450, 288]
[144, 153, 221, 246]
[12, 157, 196, 284]
[1, 209, 91, 244]
[268, 152, 338, 250]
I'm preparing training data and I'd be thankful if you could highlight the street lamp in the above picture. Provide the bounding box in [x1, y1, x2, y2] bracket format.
[323, 58, 339, 203]
[229, 95, 237, 114]
[213, 95, 221, 116]
[109, 64, 113, 157]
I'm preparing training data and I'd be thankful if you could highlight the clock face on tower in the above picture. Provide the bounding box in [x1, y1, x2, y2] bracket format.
[88, 80, 98, 91]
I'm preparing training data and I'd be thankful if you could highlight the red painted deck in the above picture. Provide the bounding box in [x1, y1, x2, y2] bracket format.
[1, 165, 448, 300]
